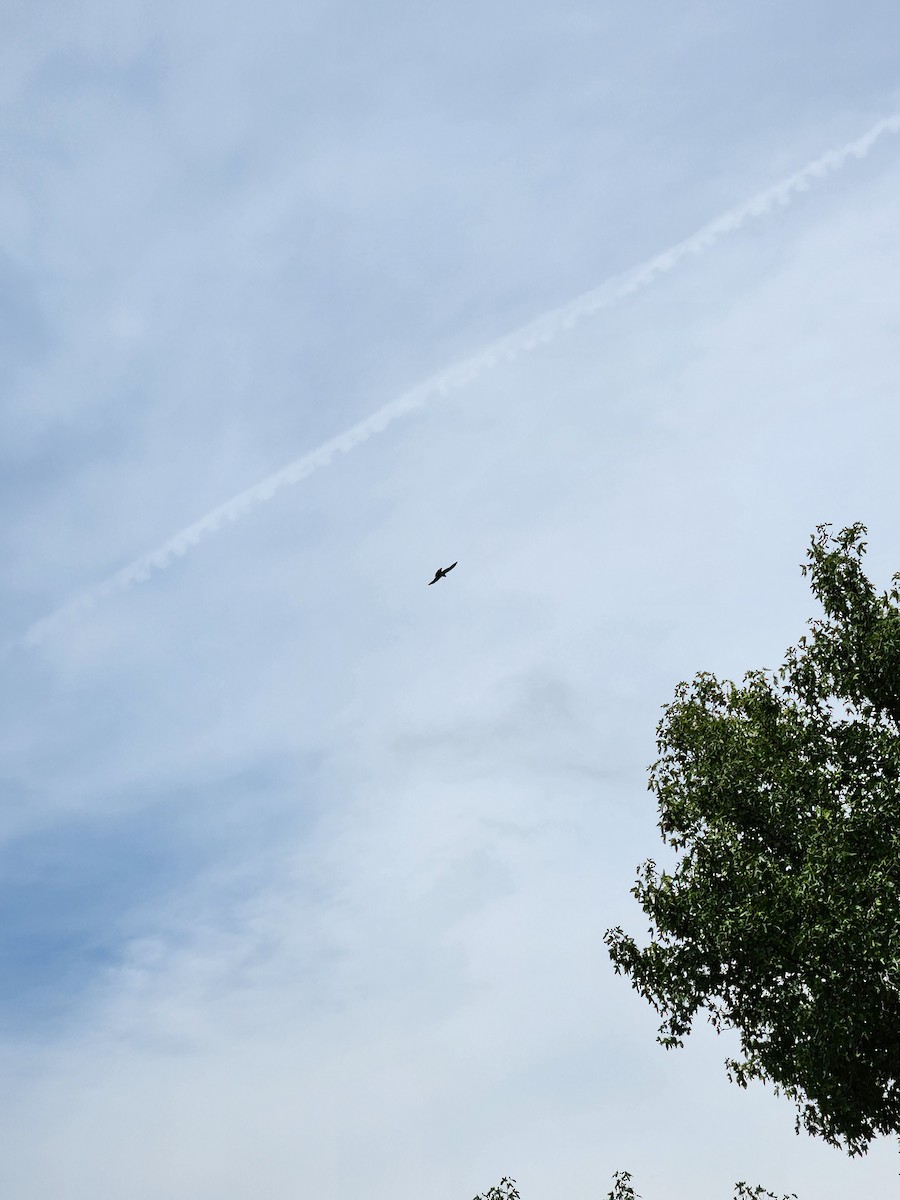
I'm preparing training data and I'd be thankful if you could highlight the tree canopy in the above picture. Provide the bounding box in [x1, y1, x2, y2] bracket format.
[472, 1172, 795, 1200]
[605, 523, 900, 1156]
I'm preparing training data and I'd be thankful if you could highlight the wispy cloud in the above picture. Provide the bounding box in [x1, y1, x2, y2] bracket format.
[19, 111, 900, 649]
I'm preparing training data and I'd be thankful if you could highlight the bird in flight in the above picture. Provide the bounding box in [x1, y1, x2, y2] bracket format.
[428, 561, 457, 585]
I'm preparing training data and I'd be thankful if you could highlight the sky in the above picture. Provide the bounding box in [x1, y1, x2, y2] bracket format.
[2, 3, 900, 1197]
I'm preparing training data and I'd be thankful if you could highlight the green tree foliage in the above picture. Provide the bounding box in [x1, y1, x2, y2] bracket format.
[473, 1173, 794, 1200]
[472, 1178, 521, 1200]
[732, 1187, 796, 1200]
[606, 1170, 639, 1200]
[605, 523, 900, 1156]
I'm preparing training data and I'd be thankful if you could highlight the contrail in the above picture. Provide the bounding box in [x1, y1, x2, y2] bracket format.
[21, 111, 900, 648]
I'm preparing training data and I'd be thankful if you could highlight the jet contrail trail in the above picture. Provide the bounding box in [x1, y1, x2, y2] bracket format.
[21, 111, 900, 648]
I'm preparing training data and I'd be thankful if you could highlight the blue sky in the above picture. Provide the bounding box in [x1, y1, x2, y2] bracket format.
[2, 3, 900, 1197]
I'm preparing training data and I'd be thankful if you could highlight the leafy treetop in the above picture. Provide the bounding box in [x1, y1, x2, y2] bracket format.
[472, 1173, 794, 1200]
[605, 523, 900, 1156]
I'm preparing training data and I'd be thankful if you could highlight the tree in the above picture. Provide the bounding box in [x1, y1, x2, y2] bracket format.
[473, 1173, 794, 1199]
[606, 1171, 639, 1200]
[472, 1178, 521, 1200]
[605, 523, 900, 1156]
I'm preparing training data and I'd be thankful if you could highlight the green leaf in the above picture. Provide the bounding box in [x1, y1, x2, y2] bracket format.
[604, 523, 900, 1156]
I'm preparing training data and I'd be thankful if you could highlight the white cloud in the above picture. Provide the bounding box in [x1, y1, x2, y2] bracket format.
[18, 108, 900, 652]
[3, 4, 900, 1199]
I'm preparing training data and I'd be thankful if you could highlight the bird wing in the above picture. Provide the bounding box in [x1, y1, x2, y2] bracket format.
[444, 562, 457, 573]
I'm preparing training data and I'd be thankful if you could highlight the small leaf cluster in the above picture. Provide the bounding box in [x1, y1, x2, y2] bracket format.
[475, 1173, 794, 1200]
[606, 1170, 640, 1200]
[733, 1185, 796, 1200]
[605, 524, 900, 1155]
[472, 1177, 521, 1200]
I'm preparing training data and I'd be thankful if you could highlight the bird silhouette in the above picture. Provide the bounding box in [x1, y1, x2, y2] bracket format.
[428, 561, 457, 585]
